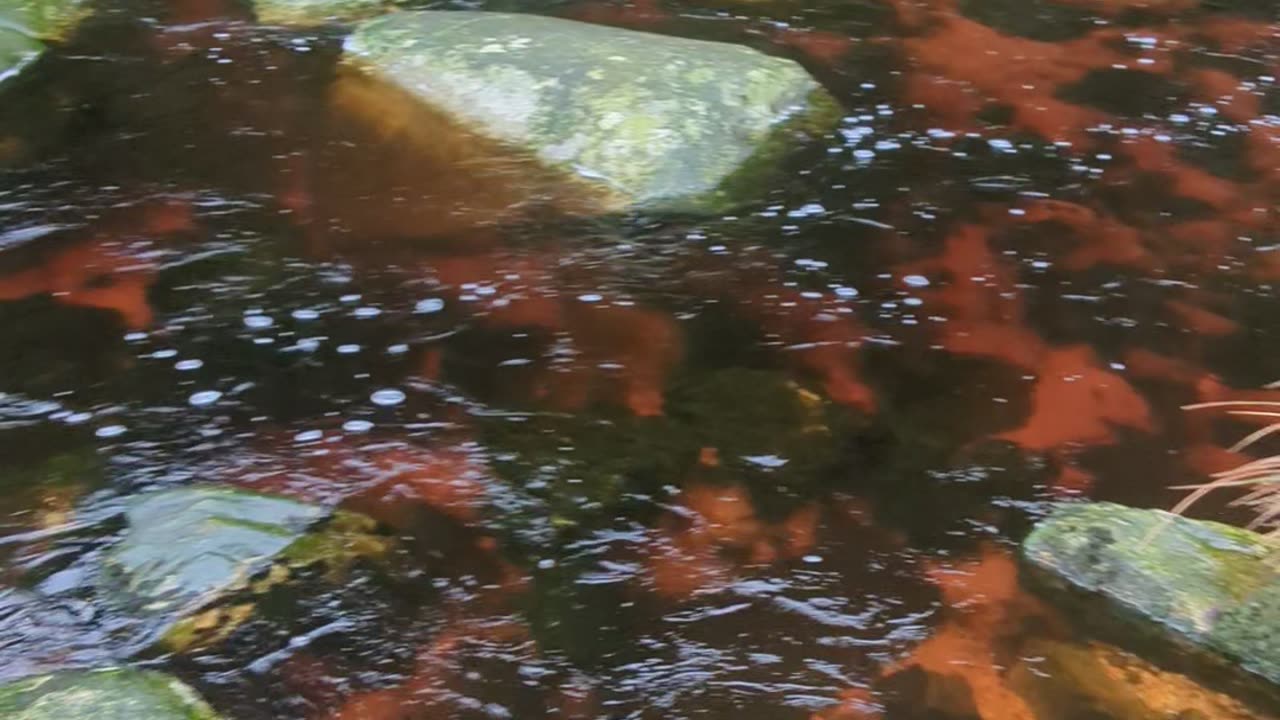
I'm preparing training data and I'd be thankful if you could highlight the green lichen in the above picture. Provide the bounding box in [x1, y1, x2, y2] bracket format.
[1210, 581, 1280, 684]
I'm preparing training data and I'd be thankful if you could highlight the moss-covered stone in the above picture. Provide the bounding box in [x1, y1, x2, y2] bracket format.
[340, 11, 838, 213]
[97, 486, 328, 618]
[0, 25, 41, 86]
[153, 507, 396, 654]
[0, 668, 222, 719]
[2, 0, 87, 38]
[253, 0, 389, 26]
[1022, 502, 1280, 686]
[0, 0, 89, 89]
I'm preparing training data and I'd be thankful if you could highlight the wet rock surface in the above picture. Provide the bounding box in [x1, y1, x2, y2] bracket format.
[0, 667, 223, 719]
[340, 11, 837, 213]
[0, 0, 87, 85]
[1022, 502, 1280, 686]
[96, 486, 328, 620]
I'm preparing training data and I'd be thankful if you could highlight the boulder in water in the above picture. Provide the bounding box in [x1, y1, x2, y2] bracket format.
[338, 11, 838, 214]
[1022, 502, 1280, 687]
[0, 668, 222, 719]
[96, 486, 327, 618]
[0, 0, 88, 87]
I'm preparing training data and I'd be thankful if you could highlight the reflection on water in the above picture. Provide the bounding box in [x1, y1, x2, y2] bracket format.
[0, 0, 1278, 717]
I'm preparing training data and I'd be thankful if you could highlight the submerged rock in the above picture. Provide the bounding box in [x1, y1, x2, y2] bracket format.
[1008, 638, 1261, 720]
[88, 485, 404, 656]
[1022, 502, 1280, 686]
[0, 668, 222, 719]
[339, 11, 838, 213]
[97, 486, 327, 619]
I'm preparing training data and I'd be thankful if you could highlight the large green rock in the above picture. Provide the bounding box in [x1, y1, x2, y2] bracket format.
[97, 486, 327, 617]
[0, 25, 41, 85]
[340, 11, 838, 213]
[0, 0, 89, 87]
[0, 668, 222, 719]
[1022, 502, 1280, 686]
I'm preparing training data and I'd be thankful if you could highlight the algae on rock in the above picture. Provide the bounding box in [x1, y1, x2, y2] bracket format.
[97, 485, 328, 618]
[253, 0, 391, 27]
[339, 11, 838, 214]
[0, 668, 223, 720]
[1022, 502, 1280, 686]
[0, 0, 88, 85]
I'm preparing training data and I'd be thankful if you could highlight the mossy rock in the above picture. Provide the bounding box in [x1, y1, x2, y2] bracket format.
[0, 25, 42, 87]
[252, 0, 391, 26]
[1022, 502, 1280, 686]
[0, 0, 89, 87]
[97, 486, 329, 619]
[340, 11, 838, 213]
[1, 0, 87, 38]
[0, 668, 223, 719]
[91, 485, 399, 654]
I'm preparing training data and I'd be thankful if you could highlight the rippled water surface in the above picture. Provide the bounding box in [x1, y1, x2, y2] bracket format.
[1, 0, 1278, 717]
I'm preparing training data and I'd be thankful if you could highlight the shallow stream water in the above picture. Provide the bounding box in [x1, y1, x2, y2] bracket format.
[0, 0, 1278, 717]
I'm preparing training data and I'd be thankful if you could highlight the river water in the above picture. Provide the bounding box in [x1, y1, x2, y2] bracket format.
[0, 0, 1277, 717]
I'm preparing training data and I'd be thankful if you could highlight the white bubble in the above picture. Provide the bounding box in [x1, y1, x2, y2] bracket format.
[124, 332, 148, 342]
[834, 286, 859, 298]
[243, 314, 274, 329]
[415, 298, 445, 314]
[337, 344, 361, 354]
[151, 348, 177, 359]
[175, 359, 204, 371]
[386, 344, 409, 355]
[343, 419, 374, 433]
[903, 274, 930, 288]
[96, 425, 127, 438]
[371, 388, 406, 407]
[189, 390, 222, 407]
[294, 429, 323, 443]
[354, 306, 382, 319]
[64, 412, 92, 425]
[291, 309, 319, 321]
[577, 293, 603, 303]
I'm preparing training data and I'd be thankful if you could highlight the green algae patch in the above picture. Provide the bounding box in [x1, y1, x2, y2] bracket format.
[1022, 501, 1280, 686]
[340, 11, 838, 214]
[253, 0, 390, 26]
[97, 486, 328, 619]
[156, 507, 396, 654]
[0, 668, 223, 720]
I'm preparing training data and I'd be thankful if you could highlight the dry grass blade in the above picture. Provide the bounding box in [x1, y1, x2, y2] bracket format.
[1168, 397, 1280, 539]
